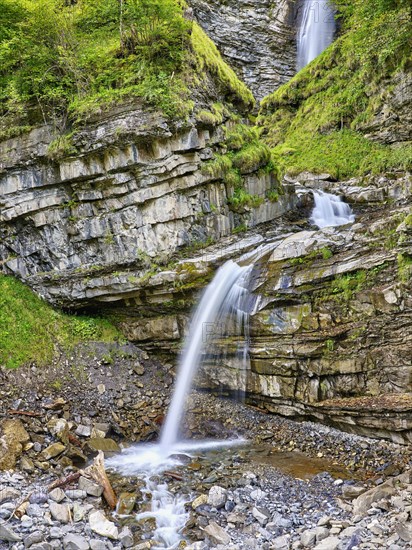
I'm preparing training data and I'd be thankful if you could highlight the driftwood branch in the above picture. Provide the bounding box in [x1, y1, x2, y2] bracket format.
[84, 451, 117, 509]
[47, 471, 82, 492]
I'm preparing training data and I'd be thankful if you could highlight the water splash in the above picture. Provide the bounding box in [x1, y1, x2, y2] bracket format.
[297, 0, 336, 70]
[311, 190, 355, 228]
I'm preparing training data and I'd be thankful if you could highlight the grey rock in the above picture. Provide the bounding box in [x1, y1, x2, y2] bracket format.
[204, 521, 231, 545]
[90, 541, 108, 550]
[352, 482, 396, 516]
[48, 488, 66, 503]
[271, 535, 290, 550]
[0, 488, 20, 503]
[301, 529, 316, 547]
[314, 536, 341, 550]
[252, 506, 270, 526]
[63, 534, 90, 550]
[24, 531, 44, 548]
[27, 504, 44, 517]
[49, 502, 71, 523]
[395, 521, 412, 542]
[75, 425, 92, 438]
[119, 526, 133, 548]
[207, 486, 227, 509]
[79, 477, 104, 498]
[0, 521, 22, 542]
[49, 527, 64, 539]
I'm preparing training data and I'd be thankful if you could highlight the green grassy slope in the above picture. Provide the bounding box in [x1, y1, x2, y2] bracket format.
[0, 0, 254, 140]
[258, 0, 412, 179]
[0, 275, 120, 368]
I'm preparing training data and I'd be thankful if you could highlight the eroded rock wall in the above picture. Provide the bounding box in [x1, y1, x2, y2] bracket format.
[0, 105, 295, 309]
[195, 174, 412, 443]
[189, 0, 297, 100]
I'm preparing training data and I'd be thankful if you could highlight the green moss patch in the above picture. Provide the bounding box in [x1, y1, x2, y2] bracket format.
[0, 275, 120, 368]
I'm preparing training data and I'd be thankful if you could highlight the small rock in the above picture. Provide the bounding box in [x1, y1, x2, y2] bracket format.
[63, 534, 90, 550]
[49, 502, 71, 523]
[79, 476, 104, 497]
[89, 510, 119, 540]
[87, 439, 120, 454]
[73, 502, 87, 522]
[49, 488, 66, 503]
[395, 521, 412, 542]
[117, 493, 136, 515]
[314, 536, 341, 550]
[75, 425, 91, 438]
[192, 494, 208, 510]
[0, 521, 22, 542]
[272, 535, 290, 550]
[301, 529, 316, 547]
[66, 490, 87, 499]
[0, 488, 21, 503]
[41, 442, 66, 460]
[252, 506, 270, 526]
[352, 481, 396, 515]
[119, 526, 133, 548]
[24, 530, 44, 548]
[207, 486, 227, 509]
[204, 521, 231, 545]
[49, 527, 64, 539]
[342, 485, 366, 500]
[90, 541, 107, 550]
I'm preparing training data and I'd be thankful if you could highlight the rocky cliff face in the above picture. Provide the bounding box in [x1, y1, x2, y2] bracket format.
[0, 104, 295, 310]
[194, 173, 412, 443]
[189, 0, 297, 100]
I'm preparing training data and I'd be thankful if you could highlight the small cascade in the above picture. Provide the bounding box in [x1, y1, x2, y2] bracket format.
[311, 190, 355, 228]
[297, 0, 336, 70]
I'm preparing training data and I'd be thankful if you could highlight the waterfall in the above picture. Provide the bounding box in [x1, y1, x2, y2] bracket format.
[297, 0, 336, 70]
[160, 260, 253, 451]
[311, 190, 355, 228]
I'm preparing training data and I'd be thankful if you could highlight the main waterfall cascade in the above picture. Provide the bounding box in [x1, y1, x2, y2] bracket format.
[108, 261, 255, 549]
[297, 0, 336, 69]
[311, 190, 355, 228]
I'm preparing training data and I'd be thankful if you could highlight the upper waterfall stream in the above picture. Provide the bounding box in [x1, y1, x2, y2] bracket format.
[311, 190, 355, 228]
[297, 0, 336, 69]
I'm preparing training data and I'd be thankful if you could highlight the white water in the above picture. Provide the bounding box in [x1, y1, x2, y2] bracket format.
[160, 260, 252, 451]
[297, 0, 336, 70]
[108, 260, 253, 549]
[311, 190, 355, 228]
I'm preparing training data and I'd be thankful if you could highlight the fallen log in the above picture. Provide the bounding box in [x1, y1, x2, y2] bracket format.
[84, 451, 117, 509]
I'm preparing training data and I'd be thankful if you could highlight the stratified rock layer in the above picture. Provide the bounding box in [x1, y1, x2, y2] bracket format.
[189, 0, 297, 100]
[0, 105, 295, 309]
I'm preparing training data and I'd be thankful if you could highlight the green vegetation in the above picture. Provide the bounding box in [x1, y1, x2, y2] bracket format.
[0, 274, 120, 368]
[258, 0, 412, 178]
[0, 0, 253, 140]
[397, 253, 412, 283]
[202, 123, 280, 211]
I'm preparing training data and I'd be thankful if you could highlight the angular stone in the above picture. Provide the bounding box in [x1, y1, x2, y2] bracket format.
[75, 425, 91, 438]
[79, 476, 104, 497]
[204, 522, 231, 545]
[119, 526, 133, 548]
[0, 419, 30, 470]
[89, 510, 119, 540]
[352, 481, 396, 516]
[87, 439, 120, 454]
[314, 536, 341, 550]
[271, 535, 290, 550]
[48, 488, 66, 503]
[63, 534, 90, 550]
[252, 506, 270, 526]
[24, 530, 44, 548]
[0, 487, 20, 503]
[342, 485, 366, 500]
[89, 541, 107, 550]
[301, 529, 316, 547]
[207, 486, 227, 509]
[41, 442, 66, 460]
[49, 502, 71, 523]
[395, 521, 412, 542]
[0, 521, 22, 542]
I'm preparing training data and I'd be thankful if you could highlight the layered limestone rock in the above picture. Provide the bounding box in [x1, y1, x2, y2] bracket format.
[0, 105, 295, 309]
[189, 0, 297, 100]
[194, 173, 412, 443]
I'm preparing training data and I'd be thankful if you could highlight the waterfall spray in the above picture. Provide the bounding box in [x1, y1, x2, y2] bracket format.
[311, 190, 355, 228]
